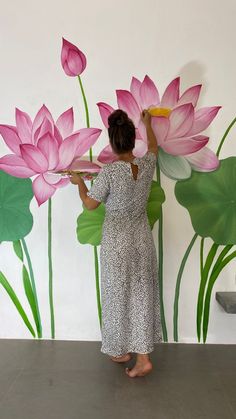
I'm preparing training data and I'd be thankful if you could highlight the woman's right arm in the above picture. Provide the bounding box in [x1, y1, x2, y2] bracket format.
[141, 110, 158, 156]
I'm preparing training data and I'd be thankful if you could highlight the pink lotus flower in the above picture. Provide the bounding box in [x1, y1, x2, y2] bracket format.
[97, 75, 221, 180]
[61, 38, 87, 77]
[0, 105, 101, 205]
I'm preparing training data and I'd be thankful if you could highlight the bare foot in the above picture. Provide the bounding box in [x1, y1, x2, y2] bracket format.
[110, 353, 132, 363]
[125, 359, 153, 377]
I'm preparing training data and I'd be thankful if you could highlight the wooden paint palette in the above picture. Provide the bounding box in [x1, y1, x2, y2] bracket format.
[49, 170, 99, 178]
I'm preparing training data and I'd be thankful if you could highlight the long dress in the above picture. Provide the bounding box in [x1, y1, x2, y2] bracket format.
[87, 150, 163, 356]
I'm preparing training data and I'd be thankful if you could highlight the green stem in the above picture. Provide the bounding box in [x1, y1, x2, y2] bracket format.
[0, 271, 36, 337]
[173, 233, 198, 342]
[94, 245, 102, 327]
[210, 245, 233, 276]
[197, 242, 219, 342]
[173, 116, 235, 342]
[198, 244, 233, 343]
[156, 162, 168, 342]
[203, 250, 236, 342]
[198, 117, 236, 338]
[48, 197, 55, 338]
[199, 237, 205, 339]
[78, 75, 92, 161]
[216, 116, 236, 157]
[21, 238, 42, 338]
[200, 238, 205, 278]
[78, 75, 102, 329]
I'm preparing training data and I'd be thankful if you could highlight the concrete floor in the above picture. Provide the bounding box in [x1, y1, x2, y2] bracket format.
[0, 340, 235, 419]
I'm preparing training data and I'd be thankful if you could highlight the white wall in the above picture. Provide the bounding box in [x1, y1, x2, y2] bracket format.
[0, 0, 235, 342]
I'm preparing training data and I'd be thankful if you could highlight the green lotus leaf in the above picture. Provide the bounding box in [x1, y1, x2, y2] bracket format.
[0, 170, 34, 241]
[158, 147, 192, 180]
[147, 180, 166, 229]
[77, 181, 166, 246]
[174, 157, 236, 245]
[77, 203, 105, 246]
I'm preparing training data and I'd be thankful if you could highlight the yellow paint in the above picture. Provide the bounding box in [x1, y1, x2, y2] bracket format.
[148, 107, 171, 117]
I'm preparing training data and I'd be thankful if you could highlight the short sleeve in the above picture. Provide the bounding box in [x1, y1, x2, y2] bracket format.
[141, 151, 157, 170]
[86, 166, 110, 203]
[142, 150, 157, 164]
[139, 151, 157, 182]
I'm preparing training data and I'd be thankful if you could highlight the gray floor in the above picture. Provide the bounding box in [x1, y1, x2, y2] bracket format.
[0, 340, 235, 419]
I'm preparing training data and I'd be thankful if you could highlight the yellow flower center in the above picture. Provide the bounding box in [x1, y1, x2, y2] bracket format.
[148, 107, 172, 118]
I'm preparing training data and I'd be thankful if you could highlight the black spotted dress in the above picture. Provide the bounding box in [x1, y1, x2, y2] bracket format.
[86, 150, 163, 356]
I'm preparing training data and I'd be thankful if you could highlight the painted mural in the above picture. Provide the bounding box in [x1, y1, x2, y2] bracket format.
[0, 37, 235, 342]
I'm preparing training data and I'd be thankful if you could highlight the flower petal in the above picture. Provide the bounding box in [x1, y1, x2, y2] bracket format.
[160, 77, 180, 108]
[32, 105, 54, 141]
[56, 132, 81, 170]
[74, 128, 102, 157]
[0, 125, 22, 155]
[97, 102, 114, 128]
[177, 84, 202, 108]
[140, 75, 160, 109]
[137, 120, 149, 142]
[20, 144, 49, 173]
[151, 116, 170, 146]
[69, 159, 102, 172]
[116, 90, 141, 126]
[56, 107, 74, 139]
[133, 139, 148, 157]
[61, 38, 86, 77]
[162, 135, 209, 156]
[0, 154, 36, 177]
[67, 50, 85, 76]
[54, 125, 63, 146]
[37, 133, 59, 170]
[33, 174, 56, 206]
[187, 106, 222, 136]
[130, 76, 142, 105]
[158, 147, 192, 180]
[34, 117, 54, 144]
[62, 61, 74, 76]
[185, 146, 220, 171]
[135, 127, 143, 139]
[168, 103, 194, 138]
[97, 144, 117, 163]
[55, 178, 70, 188]
[43, 173, 70, 187]
[43, 173, 62, 184]
[15, 108, 32, 143]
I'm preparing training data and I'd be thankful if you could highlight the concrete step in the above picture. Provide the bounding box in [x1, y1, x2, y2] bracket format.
[216, 292, 236, 313]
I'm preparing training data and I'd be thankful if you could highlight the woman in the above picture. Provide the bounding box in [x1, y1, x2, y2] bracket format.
[69, 109, 162, 378]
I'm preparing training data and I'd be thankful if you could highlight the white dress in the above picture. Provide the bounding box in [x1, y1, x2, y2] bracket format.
[87, 150, 163, 356]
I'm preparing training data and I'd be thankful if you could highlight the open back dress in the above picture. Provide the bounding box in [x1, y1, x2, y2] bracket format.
[87, 150, 163, 356]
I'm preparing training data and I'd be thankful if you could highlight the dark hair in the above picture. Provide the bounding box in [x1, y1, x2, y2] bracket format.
[108, 109, 136, 154]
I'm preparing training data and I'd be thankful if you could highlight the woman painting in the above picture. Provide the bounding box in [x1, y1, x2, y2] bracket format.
[69, 109, 162, 378]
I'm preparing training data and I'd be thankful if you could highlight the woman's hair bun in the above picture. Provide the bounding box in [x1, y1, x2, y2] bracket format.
[108, 109, 129, 128]
[107, 108, 136, 153]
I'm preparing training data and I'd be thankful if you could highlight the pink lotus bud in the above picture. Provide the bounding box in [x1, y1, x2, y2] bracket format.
[61, 37, 87, 77]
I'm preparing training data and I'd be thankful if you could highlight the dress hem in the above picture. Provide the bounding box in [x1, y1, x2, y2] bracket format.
[100, 339, 163, 357]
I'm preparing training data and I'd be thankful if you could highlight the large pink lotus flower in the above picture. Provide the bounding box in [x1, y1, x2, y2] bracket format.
[97, 75, 221, 180]
[61, 38, 87, 77]
[0, 105, 101, 205]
